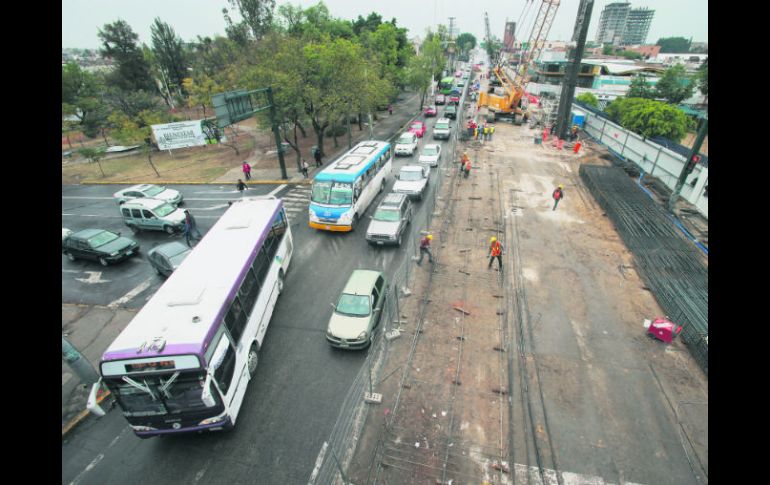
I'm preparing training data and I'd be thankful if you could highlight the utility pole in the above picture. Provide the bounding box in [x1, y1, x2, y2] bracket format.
[448, 17, 456, 72]
[555, 0, 594, 139]
[668, 118, 708, 213]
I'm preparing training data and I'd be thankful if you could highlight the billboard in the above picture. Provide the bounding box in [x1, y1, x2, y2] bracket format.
[152, 121, 210, 150]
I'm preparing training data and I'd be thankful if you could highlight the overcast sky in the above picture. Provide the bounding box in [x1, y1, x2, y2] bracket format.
[62, 0, 707, 50]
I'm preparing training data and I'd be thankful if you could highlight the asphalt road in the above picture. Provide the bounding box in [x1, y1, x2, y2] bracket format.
[62, 94, 463, 485]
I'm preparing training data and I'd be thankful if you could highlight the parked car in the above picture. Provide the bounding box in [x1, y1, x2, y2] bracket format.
[394, 132, 418, 156]
[366, 193, 412, 246]
[408, 121, 427, 138]
[113, 184, 183, 206]
[433, 118, 452, 139]
[326, 270, 388, 349]
[120, 198, 186, 234]
[418, 144, 442, 167]
[423, 105, 438, 117]
[435, 94, 446, 105]
[62, 228, 140, 266]
[393, 165, 430, 200]
[445, 105, 457, 119]
[147, 241, 192, 277]
[62, 228, 73, 245]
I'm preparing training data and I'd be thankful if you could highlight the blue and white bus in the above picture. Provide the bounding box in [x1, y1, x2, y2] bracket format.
[87, 197, 293, 437]
[309, 140, 392, 232]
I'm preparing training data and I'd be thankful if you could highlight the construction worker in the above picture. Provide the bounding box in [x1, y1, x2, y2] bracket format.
[416, 234, 434, 265]
[464, 159, 471, 178]
[474, 126, 479, 140]
[487, 236, 504, 271]
[552, 184, 564, 211]
[570, 125, 579, 142]
[489, 124, 495, 140]
[483, 124, 490, 141]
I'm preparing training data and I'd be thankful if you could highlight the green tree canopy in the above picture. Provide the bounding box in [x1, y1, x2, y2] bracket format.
[696, 58, 707, 97]
[150, 17, 189, 95]
[226, 0, 276, 41]
[98, 20, 155, 92]
[605, 97, 688, 140]
[656, 37, 692, 53]
[575, 92, 598, 108]
[627, 74, 654, 99]
[455, 33, 477, 57]
[654, 64, 694, 104]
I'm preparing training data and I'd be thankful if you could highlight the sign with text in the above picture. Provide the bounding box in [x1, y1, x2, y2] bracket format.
[151, 121, 207, 150]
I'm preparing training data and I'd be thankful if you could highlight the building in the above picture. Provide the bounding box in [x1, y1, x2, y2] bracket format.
[623, 8, 654, 45]
[594, 2, 655, 46]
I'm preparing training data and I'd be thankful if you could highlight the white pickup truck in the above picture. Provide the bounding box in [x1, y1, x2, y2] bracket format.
[393, 165, 430, 200]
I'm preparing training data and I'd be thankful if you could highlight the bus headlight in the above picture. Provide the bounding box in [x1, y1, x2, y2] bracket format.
[131, 425, 157, 432]
[199, 413, 227, 426]
[337, 211, 352, 224]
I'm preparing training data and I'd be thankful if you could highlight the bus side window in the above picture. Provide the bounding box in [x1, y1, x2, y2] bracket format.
[238, 268, 260, 315]
[225, 297, 248, 343]
[252, 248, 270, 286]
[214, 343, 236, 394]
[272, 211, 287, 237]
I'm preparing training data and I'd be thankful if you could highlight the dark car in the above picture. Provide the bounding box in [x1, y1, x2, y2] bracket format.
[147, 241, 192, 277]
[445, 105, 457, 119]
[62, 229, 140, 266]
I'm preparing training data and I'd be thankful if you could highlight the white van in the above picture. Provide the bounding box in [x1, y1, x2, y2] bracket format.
[120, 198, 186, 234]
[394, 132, 418, 156]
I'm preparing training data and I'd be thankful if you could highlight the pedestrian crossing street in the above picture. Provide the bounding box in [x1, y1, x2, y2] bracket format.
[280, 185, 311, 222]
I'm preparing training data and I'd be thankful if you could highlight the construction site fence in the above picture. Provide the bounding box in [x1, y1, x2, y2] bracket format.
[312, 89, 464, 485]
[574, 102, 708, 219]
[579, 164, 708, 376]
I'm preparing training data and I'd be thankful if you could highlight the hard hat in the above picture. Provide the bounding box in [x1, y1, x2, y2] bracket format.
[427, 234, 433, 240]
[490, 237, 497, 242]
[558, 184, 564, 189]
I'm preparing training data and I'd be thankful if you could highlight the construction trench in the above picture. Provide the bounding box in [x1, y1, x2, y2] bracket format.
[311, 119, 708, 484]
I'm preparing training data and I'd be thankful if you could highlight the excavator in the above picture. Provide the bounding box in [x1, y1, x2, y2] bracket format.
[477, 0, 560, 120]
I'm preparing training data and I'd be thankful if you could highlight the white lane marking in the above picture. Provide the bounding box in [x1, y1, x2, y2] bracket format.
[107, 278, 153, 309]
[74, 271, 111, 284]
[282, 195, 309, 201]
[191, 458, 213, 484]
[268, 184, 287, 197]
[307, 441, 328, 484]
[69, 429, 126, 485]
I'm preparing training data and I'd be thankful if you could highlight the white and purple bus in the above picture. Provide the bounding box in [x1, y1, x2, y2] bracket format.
[87, 197, 293, 437]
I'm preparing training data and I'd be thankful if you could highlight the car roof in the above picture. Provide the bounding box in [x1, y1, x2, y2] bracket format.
[423, 143, 440, 149]
[436, 118, 451, 123]
[411, 121, 424, 125]
[400, 165, 422, 171]
[150, 241, 190, 257]
[122, 184, 158, 193]
[72, 228, 112, 239]
[398, 133, 416, 140]
[343, 270, 383, 295]
[380, 193, 406, 207]
[121, 198, 168, 209]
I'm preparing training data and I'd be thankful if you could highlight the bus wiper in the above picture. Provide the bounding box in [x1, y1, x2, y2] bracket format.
[122, 376, 157, 400]
[159, 371, 181, 398]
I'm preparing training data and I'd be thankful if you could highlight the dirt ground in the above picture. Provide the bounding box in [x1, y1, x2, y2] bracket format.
[348, 124, 707, 485]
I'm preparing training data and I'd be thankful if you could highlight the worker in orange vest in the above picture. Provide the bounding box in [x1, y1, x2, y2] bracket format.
[464, 159, 471, 178]
[416, 234, 434, 266]
[488, 236, 505, 271]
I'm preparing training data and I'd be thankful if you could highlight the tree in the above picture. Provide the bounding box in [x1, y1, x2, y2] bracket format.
[183, 74, 223, 119]
[77, 147, 108, 177]
[226, 0, 276, 41]
[696, 58, 708, 98]
[108, 109, 172, 177]
[655, 64, 694, 104]
[619, 50, 642, 60]
[627, 74, 654, 99]
[455, 33, 477, 58]
[656, 37, 691, 53]
[98, 20, 155, 92]
[602, 45, 614, 55]
[605, 97, 688, 140]
[150, 18, 189, 98]
[575, 92, 598, 108]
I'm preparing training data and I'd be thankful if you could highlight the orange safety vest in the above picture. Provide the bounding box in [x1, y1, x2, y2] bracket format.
[490, 241, 502, 256]
[465, 160, 471, 171]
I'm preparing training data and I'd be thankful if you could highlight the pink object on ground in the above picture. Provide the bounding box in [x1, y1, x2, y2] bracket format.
[646, 317, 683, 343]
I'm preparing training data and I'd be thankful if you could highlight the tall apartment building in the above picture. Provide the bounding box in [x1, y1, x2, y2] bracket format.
[595, 2, 654, 46]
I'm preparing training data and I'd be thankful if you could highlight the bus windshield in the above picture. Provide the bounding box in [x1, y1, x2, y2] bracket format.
[107, 370, 217, 417]
[312, 181, 353, 206]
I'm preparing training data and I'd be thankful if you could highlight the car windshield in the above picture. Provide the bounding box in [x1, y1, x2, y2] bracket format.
[400, 170, 423, 181]
[107, 370, 215, 417]
[88, 231, 119, 248]
[373, 208, 400, 222]
[312, 181, 353, 206]
[336, 293, 371, 317]
[154, 203, 176, 217]
[446, 107, 456, 112]
[143, 185, 165, 197]
[435, 122, 450, 130]
[422, 147, 439, 156]
[398, 135, 414, 144]
[411, 123, 423, 130]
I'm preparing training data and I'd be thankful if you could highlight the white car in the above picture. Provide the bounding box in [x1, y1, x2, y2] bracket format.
[433, 118, 451, 140]
[393, 165, 429, 200]
[394, 132, 418, 156]
[419, 144, 442, 167]
[113, 184, 183, 206]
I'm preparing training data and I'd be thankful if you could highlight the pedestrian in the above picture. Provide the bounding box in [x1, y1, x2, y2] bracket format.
[314, 148, 323, 167]
[487, 236, 504, 272]
[301, 159, 309, 178]
[237, 178, 248, 195]
[183, 209, 202, 247]
[242, 162, 251, 180]
[489, 124, 495, 140]
[464, 159, 471, 178]
[416, 234, 434, 265]
[552, 184, 564, 211]
[474, 127, 479, 140]
[388, 104, 393, 116]
[483, 124, 490, 141]
[570, 125, 579, 142]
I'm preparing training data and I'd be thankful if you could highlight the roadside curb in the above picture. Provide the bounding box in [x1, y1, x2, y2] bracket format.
[62, 390, 111, 438]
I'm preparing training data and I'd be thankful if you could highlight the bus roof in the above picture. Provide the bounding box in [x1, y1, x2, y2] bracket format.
[102, 197, 282, 364]
[314, 140, 390, 183]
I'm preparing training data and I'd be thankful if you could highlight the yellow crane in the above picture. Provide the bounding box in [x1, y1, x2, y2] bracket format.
[477, 0, 560, 118]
